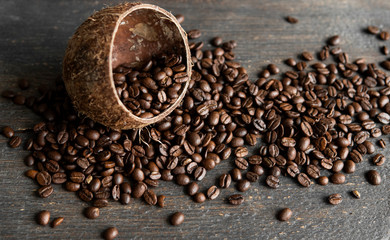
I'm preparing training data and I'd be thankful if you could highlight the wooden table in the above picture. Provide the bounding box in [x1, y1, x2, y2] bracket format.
[0, 0, 389, 239]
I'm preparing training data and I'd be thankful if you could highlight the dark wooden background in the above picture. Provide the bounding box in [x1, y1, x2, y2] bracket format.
[0, 0, 389, 239]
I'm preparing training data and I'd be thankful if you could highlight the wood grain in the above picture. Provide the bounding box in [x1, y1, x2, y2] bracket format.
[0, 0, 389, 239]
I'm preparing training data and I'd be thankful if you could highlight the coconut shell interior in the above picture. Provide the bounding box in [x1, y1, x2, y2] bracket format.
[112, 9, 185, 70]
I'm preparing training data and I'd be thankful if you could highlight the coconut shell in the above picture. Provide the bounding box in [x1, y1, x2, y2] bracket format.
[63, 3, 191, 130]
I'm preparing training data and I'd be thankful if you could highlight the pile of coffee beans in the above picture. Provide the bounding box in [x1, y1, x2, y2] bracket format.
[113, 53, 188, 118]
[1, 16, 388, 237]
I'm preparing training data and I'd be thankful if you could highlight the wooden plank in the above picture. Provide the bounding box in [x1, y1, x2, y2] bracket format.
[0, 0, 389, 239]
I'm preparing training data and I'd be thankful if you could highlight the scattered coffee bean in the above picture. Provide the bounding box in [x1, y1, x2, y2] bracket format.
[193, 192, 206, 203]
[227, 194, 244, 205]
[285, 16, 298, 24]
[328, 193, 342, 205]
[2, 126, 14, 138]
[36, 210, 50, 226]
[379, 31, 390, 40]
[85, 207, 100, 219]
[352, 190, 361, 199]
[372, 154, 385, 166]
[175, 14, 184, 24]
[318, 176, 329, 186]
[103, 227, 118, 240]
[366, 170, 381, 185]
[378, 139, 386, 148]
[188, 29, 202, 39]
[170, 212, 185, 226]
[328, 35, 340, 46]
[157, 195, 166, 208]
[207, 185, 220, 200]
[51, 217, 64, 228]
[277, 208, 292, 221]
[330, 173, 346, 184]
[367, 26, 380, 35]
[8, 136, 21, 148]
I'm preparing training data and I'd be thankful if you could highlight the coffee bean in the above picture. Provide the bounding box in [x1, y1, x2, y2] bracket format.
[144, 189, 157, 205]
[219, 173, 231, 188]
[51, 217, 64, 228]
[277, 208, 292, 221]
[266, 175, 280, 188]
[38, 185, 53, 198]
[235, 146, 248, 157]
[228, 194, 244, 205]
[343, 160, 356, 174]
[157, 195, 166, 208]
[366, 170, 381, 185]
[367, 26, 380, 35]
[332, 160, 344, 173]
[328, 193, 342, 205]
[352, 190, 361, 199]
[187, 182, 199, 196]
[166, 212, 185, 228]
[328, 35, 340, 46]
[36, 171, 51, 186]
[36, 210, 50, 225]
[330, 173, 346, 184]
[379, 31, 390, 40]
[301, 51, 314, 61]
[103, 227, 118, 240]
[85, 207, 100, 219]
[194, 192, 206, 203]
[176, 174, 190, 186]
[188, 29, 201, 39]
[207, 185, 220, 200]
[285, 16, 298, 24]
[297, 173, 311, 187]
[318, 176, 329, 186]
[132, 182, 147, 198]
[2, 126, 14, 138]
[236, 179, 251, 192]
[378, 139, 386, 148]
[372, 154, 385, 166]
[9, 136, 22, 148]
[306, 164, 320, 179]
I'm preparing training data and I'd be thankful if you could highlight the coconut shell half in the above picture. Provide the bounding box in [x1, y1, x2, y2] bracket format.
[63, 3, 191, 130]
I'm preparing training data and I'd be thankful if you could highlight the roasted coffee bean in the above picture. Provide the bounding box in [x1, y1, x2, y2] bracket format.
[170, 212, 185, 226]
[85, 207, 100, 219]
[157, 195, 165, 208]
[332, 160, 344, 173]
[372, 154, 386, 166]
[38, 185, 54, 198]
[234, 157, 249, 170]
[328, 35, 340, 46]
[328, 193, 342, 205]
[277, 208, 292, 221]
[2, 126, 14, 138]
[36, 210, 50, 226]
[367, 25, 380, 34]
[330, 173, 346, 184]
[228, 194, 244, 205]
[318, 176, 329, 186]
[103, 227, 118, 240]
[297, 173, 311, 187]
[266, 175, 280, 188]
[194, 192, 206, 203]
[219, 173, 232, 188]
[143, 189, 157, 205]
[378, 139, 386, 148]
[236, 179, 251, 192]
[379, 31, 390, 40]
[286, 16, 298, 24]
[207, 185, 220, 200]
[366, 170, 381, 185]
[343, 160, 356, 174]
[132, 182, 147, 198]
[352, 190, 361, 199]
[176, 174, 190, 186]
[9, 136, 22, 148]
[36, 171, 51, 186]
[188, 29, 201, 39]
[306, 164, 320, 179]
[187, 182, 199, 196]
[51, 217, 64, 228]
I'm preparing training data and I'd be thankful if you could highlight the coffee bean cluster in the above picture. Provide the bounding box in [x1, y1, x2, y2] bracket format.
[113, 53, 188, 118]
[1, 24, 387, 231]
